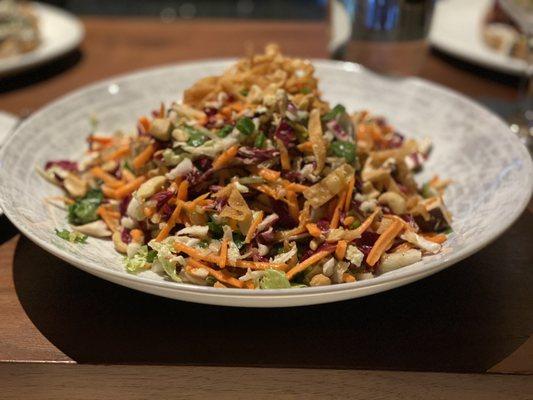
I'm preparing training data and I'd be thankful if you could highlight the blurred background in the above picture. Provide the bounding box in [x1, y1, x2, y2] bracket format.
[38, 0, 328, 19]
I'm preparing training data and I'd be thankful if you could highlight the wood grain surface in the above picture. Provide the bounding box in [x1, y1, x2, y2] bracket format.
[1, 364, 532, 400]
[0, 18, 531, 383]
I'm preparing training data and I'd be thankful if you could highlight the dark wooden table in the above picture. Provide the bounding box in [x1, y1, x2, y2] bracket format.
[1, 18, 532, 399]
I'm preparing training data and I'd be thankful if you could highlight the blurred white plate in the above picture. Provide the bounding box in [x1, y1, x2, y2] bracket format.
[430, 0, 527, 75]
[0, 60, 531, 307]
[0, 2, 84, 76]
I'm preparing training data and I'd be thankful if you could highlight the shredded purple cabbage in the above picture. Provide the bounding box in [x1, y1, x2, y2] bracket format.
[274, 119, 297, 148]
[119, 195, 132, 216]
[151, 190, 174, 209]
[237, 147, 280, 163]
[45, 160, 78, 172]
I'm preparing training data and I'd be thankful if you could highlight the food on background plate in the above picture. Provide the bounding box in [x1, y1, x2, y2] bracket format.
[0, 0, 40, 59]
[482, 1, 528, 60]
[41, 45, 452, 289]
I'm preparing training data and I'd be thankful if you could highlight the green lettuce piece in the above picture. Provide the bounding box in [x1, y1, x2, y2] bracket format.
[260, 269, 291, 289]
[322, 104, 346, 122]
[67, 189, 103, 225]
[124, 245, 150, 274]
[55, 229, 88, 244]
[161, 148, 183, 166]
[217, 124, 233, 138]
[186, 128, 208, 147]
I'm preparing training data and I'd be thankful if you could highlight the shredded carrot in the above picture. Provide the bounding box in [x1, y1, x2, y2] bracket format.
[253, 184, 281, 200]
[138, 116, 151, 132]
[276, 138, 291, 170]
[90, 166, 123, 189]
[156, 200, 184, 241]
[219, 238, 228, 268]
[122, 168, 136, 182]
[101, 185, 116, 199]
[342, 273, 356, 283]
[353, 208, 380, 236]
[297, 141, 313, 153]
[132, 144, 155, 170]
[104, 144, 130, 161]
[422, 233, 447, 244]
[97, 205, 119, 232]
[177, 180, 189, 201]
[285, 191, 299, 222]
[344, 175, 355, 212]
[183, 192, 210, 211]
[212, 145, 239, 171]
[112, 176, 146, 199]
[335, 240, 347, 260]
[89, 135, 113, 145]
[159, 102, 165, 118]
[366, 219, 404, 267]
[245, 211, 264, 243]
[330, 191, 347, 229]
[282, 181, 308, 192]
[143, 206, 155, 218]
[233, 260, 288, 271]
[343, 216, 355, 227]
[130, 229, 144, 243]
[258, 168, 280, 182]
[187, 259, 244, 288]
[306, 223, 322, 238]
[286, 249, 334, 280]
[174, 241, 219, 263]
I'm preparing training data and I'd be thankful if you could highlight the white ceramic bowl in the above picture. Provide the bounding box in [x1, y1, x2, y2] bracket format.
[0, 60, 531, 307]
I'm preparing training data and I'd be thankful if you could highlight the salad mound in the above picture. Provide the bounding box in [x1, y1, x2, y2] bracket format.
[42, 45, 452, 289]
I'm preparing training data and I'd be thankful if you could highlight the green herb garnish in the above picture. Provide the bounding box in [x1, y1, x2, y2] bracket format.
[186, 128, 208, 147]
[67, 189, 103, 225]
[322, 104, 346, 122]
[300, 87, 311, 94]
[208, 220, 224, 239]
[236, 117, 255, 135]
[218, 124, 233, 138]
[329, 140, 356, 163]
[240, 88, 249, 96]
[254, 132, 267, 148]
[233, 232, 246, 249]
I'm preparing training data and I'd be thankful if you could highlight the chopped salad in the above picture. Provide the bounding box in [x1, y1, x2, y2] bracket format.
[41, 45, 452, 289]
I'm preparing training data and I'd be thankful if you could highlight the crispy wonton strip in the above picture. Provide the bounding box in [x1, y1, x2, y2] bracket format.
[245, 211, 264, 243]
[286, 249, 334, 280]
[421, 233, 447, 244]
[366, 219, 404, 267]
[97, 205, 119, 232]
[308, 109, 326, 173]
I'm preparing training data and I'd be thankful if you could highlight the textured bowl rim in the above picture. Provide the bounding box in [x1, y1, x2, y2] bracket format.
[0, 58, 531, 302]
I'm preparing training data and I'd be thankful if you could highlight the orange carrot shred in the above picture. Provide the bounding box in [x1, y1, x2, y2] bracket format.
[286, 249, 334, 280]
[186, 259, 244, 288]
[104, 144, 130, 161]
[138, 116, 151, 132]
[90, 166, 123, 189]
[258, 168, 280, 182]
[156, 200, 184, 241]
[177, 180, 189, 201]
[366, 219, 404, 267]
[335, 240, 347, 260]
[97, 205, 119, 232]
[306, 223, 322, 238]
[330, 191, 347, 229]
[132, 144, 155, 170]
[285, 191, 299, 222]
[219, 239, 228, 269]
[130, 229, 144, 243]
[212, 145, 239, 171]
[344, 175, 355, 212]
[112, 176, 146, 199]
